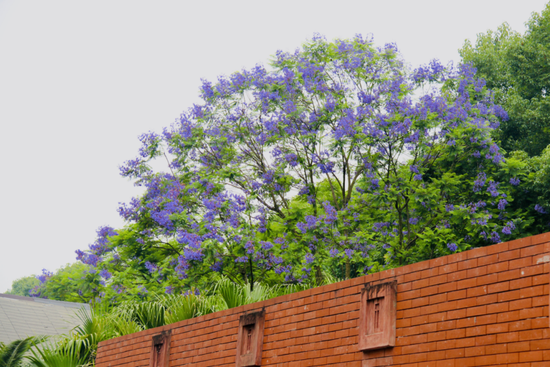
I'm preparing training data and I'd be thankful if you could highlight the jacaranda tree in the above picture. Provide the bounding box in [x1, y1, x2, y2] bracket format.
[74, 35, 524, 301]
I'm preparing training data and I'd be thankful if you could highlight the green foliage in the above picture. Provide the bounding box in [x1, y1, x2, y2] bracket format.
[5, 276, 40, 297]
[0, 337, 41, 367]
[460, 3, 550, 156]
[27, 339, 91, 367]
[507, 147, 550, 234]
[32, 263, 98, 303]
[116, 301, 166, 330]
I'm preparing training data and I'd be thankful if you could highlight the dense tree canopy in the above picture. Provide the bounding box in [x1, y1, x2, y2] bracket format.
[5, 275, 39, 297]
[55, 34, 527, 302]
[460, 3, 550, 156]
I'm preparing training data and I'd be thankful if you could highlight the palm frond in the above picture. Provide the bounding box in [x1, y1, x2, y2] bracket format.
[214, 277, 246, 310]
[116, 300, 165, 329]
[0, 336, 44, 367]
[27, 339, 90, 367]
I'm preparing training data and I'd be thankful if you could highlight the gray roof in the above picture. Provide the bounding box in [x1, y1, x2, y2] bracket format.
[0, 294, 90, 344]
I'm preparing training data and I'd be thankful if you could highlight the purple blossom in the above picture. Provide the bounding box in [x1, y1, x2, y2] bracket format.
[305, 253, 314, 264]
[210, 261, 223, 272]
[498, 199, 507, 211]
[144, 261, 158, 274]
[510, 177, 520, 186]
[487, 181, 500, 197]
[447, 243, 458, 252]
[329, 248, 339, 257]
[323, 202, 338, 224]
[473, 172, 487, 192]
[260, 241, 273, 251]
[535, 204, 546, 214]
[36, 269, 53, 284]
[99, 269, 112, 279]
[235, 256, 248, 263]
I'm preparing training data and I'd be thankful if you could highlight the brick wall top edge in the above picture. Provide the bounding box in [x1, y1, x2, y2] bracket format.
[97, 231, 550, 349]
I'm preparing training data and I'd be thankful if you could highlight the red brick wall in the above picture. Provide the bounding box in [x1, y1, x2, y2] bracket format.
[96, 232, 550, 367]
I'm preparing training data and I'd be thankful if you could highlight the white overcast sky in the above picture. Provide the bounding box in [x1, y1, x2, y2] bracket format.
[0, 0, 547, 293]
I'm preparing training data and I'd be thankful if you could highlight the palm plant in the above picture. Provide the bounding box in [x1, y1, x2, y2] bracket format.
[27, 339, 90, 367]
[159, 293, 213, 324]
[115, 300, 165, 330]
[0, 337, 43, 367]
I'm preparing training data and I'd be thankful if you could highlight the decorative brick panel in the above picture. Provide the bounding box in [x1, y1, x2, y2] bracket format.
[95, 231, 550, 367]
[149, 330, 171, 367]
[358, 281, 397, 351]
[235, 310, 265, 366]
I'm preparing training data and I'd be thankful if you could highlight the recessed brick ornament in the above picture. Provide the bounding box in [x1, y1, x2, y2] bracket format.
[149, 330, 171, 367]
[235, 309, 265, 367]
[359, 281, 397, 351]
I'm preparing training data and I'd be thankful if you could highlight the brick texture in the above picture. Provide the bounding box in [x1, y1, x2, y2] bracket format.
[96, 232, 550, 367]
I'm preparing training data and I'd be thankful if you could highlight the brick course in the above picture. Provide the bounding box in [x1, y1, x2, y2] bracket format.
[96, 232, 550, 367]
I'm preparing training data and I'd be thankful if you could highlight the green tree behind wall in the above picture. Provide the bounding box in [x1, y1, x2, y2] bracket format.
[460, 3, 550, 156]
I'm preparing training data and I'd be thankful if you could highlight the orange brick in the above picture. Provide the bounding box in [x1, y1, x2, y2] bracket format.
[487, 241, 509, 254]
[531, 339, 550, 350]
[457, 297, 477, 309]
[476, 293, 497, 305]
[447, 269, 468, 282]
[487, 322, 508, 334]
[467, 266, 487, 278]
[521, 244, 545, 257]
[509, 257, 533, 269]
[487, 301, 509, 314]
[511, 277, 533, 290]
[498, 290, 520, 302]
[457, 278, 477, 290]
[455, 337, 476, 348]
[488, 281, 509, 294]
[465, 325, 486, 337]
[467, 285, 488, 298]
[487, 261, 509, 273]
[458, 258, 478, 271]
[519, 351, 543, 362]
[474, 355, 497, 365]
[496, 353, 519, 364]
[464, 346, 485, 357]
[446, 328, 465, 339]
[519, 307, 543, 319]
[510, 320, 533, 331]
[519, 329, 543, 341]
[439, 263, 458, 275]
[429, 293, 447, 305]
[498, 310, 520, 323]
[509, 341, 531, 352]
[467, 305, 487, 317]
[499, 249, 521, 261]
[498, 269, 521, 282]
[531, 232, 550, 245]
[476, 273, 498, 286]
[486, 343, 507, 354]
[520, 285, 544, 298]
[447, 290, 466, 301]
[477, 254, 498, 266]
[509, 298, 532, 311]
